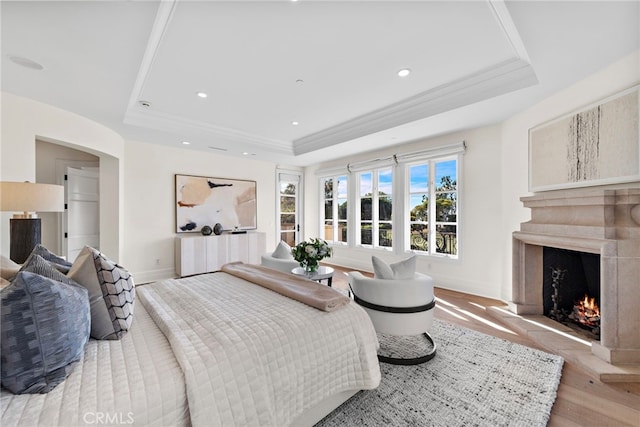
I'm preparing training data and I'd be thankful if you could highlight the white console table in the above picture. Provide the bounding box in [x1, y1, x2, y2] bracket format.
[175, 232, 266, 277]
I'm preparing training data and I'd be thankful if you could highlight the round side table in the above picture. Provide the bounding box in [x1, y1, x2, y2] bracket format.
[291, 266, 334, 287]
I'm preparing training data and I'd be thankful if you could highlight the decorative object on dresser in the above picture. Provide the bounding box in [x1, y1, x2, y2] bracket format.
[528, 85, 639, 192]
[200, 225, 213, 235]
[175, 174, 257, 234]
[213, 222, 223, 235]
[291, 237, 332, 273]
[349, 255, 437, 364]
[0, 181, 64, 263]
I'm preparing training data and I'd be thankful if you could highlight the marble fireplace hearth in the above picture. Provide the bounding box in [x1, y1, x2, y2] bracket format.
[501, 187, 640, 382]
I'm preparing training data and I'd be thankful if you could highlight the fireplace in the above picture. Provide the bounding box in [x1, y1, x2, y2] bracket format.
[510, 188, 640, 366]
[543, 247, 600, 339]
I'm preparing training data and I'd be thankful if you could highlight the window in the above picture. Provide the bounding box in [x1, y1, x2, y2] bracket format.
[321, 175, 348, 243]
[358, 168, 393, 248]
[316, 141, 464, 256]
[408, 158, 458, 256]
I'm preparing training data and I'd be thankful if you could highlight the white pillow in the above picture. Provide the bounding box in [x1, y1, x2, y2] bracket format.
[0, 255, 20, 281]
[372, 255, 416, 280]
[272, 241, 293, 259]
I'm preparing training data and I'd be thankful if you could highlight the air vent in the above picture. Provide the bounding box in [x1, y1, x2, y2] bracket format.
[208, 146, 228, 151]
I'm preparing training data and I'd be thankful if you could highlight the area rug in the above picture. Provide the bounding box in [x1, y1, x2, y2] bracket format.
[315, 320, 564, 427]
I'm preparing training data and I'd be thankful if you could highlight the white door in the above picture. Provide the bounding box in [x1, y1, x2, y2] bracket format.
[277, 171, 303, 247]
[65, 167, 99, 262]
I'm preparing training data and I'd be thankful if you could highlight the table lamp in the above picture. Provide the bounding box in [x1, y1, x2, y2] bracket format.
[1, 181, 65, 263]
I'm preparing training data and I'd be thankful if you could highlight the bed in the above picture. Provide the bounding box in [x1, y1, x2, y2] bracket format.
[1, 264, 381, 427]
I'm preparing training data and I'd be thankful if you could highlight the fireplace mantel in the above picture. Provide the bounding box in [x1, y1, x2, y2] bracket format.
[511, 187, 640, 366]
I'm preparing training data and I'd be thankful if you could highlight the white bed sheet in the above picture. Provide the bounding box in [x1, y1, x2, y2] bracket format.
[138, 272, 381, 427]
[0, 299, 189, 427]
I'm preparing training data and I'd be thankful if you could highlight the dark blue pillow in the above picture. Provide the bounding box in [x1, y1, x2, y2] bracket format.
[0, 271, 90, 394]
[24, 244, 73, 274]
[19, 254, 80, 287]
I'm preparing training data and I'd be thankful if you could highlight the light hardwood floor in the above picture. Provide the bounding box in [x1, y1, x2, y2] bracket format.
[328, 266, 640, 427]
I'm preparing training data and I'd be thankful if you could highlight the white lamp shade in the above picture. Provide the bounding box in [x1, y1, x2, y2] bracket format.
[0, 182, 65, 213]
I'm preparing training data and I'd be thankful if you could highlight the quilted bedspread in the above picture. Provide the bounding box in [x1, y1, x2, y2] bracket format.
[137, 271, 381, 427]
[0, 301, 189, 426]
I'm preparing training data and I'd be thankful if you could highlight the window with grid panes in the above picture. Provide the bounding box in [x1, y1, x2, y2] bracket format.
[358, 168, 393, 248]
[321, 175, 348, 243]
[408, 158, 458, 257]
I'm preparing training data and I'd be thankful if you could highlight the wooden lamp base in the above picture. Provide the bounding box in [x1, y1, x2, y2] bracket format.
[10, 218, 41, 264]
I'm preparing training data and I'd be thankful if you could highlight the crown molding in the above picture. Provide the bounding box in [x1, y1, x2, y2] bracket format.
[293, 58, 537, 155]
[124, 108, 293, 153]
[125, 0, 537, 157]
[123, 0, 291, 153]
[293, 0, 537, 155]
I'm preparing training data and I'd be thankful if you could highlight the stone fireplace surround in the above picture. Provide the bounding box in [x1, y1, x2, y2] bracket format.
[506, 187, 640, 381]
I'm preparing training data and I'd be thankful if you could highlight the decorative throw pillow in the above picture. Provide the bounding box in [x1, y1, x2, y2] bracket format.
[272, 240, 293, 259]
[0, 255, 20, 281]
[0, 271, 90, 394]
[372, 255, 416, 280]
[23, 244, 73, 274]
[68, 246, 135, 340]
[19, 254, 82, 289]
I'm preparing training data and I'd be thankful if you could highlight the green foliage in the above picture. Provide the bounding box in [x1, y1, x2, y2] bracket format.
[291, 238, 332, 272]
[410, 175, 457, 222]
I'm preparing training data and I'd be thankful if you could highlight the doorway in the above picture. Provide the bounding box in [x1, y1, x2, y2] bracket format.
[64, 166, 100, 262]
[36, 140, 99, 259]
[277, 170, 303, 247]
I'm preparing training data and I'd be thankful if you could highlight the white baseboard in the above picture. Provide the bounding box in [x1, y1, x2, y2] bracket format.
[132, 267, 177, 285]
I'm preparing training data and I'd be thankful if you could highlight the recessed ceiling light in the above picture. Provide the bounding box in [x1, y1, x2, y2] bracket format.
[296, 79, 304, 84]
[139, 100, 152, 107]
[397, 68, 411, 77]
[8, 55, 44, 70]
[292, 121, 299, 126]
[182, 141, 190, 145]
[196, 92, 208, 98]
[242, 152, 249, 155]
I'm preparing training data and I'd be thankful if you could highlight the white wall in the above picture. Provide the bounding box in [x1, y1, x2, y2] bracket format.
[1, 93, 124, 260]
[499, 50, 640, 301]
[306, 125, 505, 299]
[123, 139, 279, 283]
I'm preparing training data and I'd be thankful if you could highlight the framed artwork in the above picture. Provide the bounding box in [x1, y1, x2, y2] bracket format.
[175, 174, 257, 233]
[529, 85, 639, 192]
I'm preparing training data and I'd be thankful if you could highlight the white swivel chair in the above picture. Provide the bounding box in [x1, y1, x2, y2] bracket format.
[260, 253, 299, 274]
[349, 270, 436, 364]
[260, 241, 300, 274]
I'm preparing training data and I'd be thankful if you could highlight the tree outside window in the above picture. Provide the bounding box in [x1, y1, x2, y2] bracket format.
[358, 168, 392, 248]
[322, 175, 348, 243]
[409, 159, 458, 256]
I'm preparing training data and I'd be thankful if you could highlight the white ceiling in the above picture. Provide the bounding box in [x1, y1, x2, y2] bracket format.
[2, 1, 638, 166]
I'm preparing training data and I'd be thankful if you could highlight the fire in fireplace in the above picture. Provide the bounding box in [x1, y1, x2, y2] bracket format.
[543, 247, 601, 339]
[568, 294, 601, 336]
